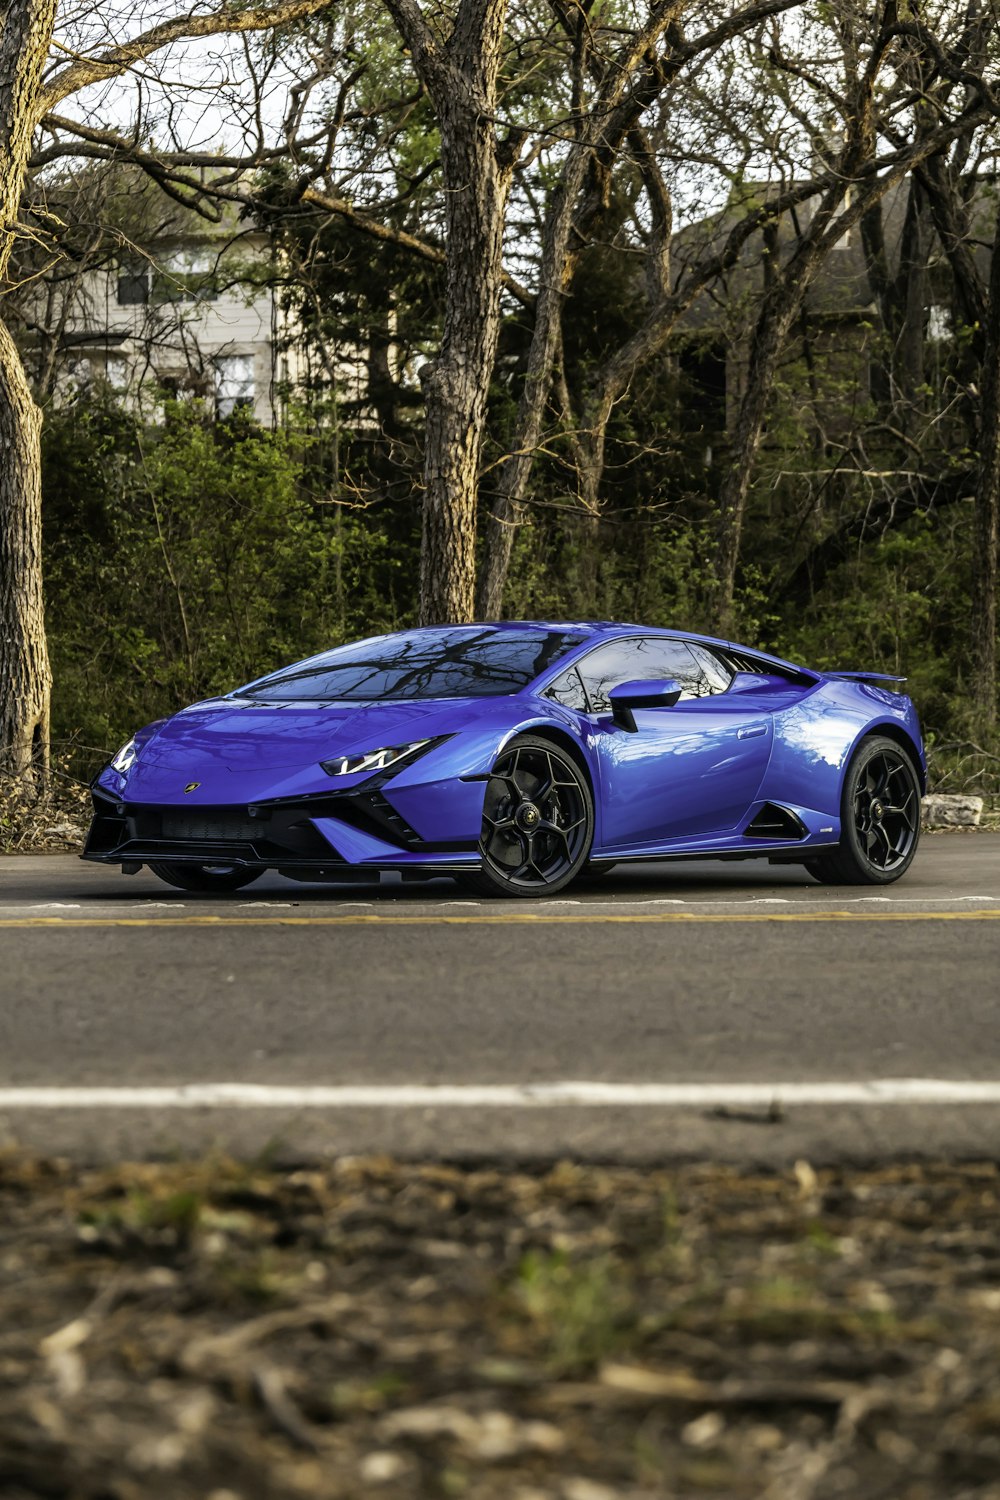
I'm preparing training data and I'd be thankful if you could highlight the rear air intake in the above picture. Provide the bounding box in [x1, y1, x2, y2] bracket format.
[744, 803, 807, 840]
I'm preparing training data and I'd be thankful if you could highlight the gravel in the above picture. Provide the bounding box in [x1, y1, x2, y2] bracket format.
[3, 1152, 1000, 1498]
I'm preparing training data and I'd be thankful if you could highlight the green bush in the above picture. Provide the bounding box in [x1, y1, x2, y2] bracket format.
[43, 392, 418, 772]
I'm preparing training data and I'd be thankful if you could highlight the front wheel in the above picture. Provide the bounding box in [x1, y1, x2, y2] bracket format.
[462, 736, 594, 898]
[148, 861, 263, 893]
[807, 735, 921, 886]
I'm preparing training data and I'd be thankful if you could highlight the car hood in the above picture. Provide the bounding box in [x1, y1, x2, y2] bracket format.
[137, 696, 464, 771]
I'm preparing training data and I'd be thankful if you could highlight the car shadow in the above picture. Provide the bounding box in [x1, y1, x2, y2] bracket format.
[80, 859, 831, 904]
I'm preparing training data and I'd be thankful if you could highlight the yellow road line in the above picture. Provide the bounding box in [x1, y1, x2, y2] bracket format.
[0, 910, 999, 928]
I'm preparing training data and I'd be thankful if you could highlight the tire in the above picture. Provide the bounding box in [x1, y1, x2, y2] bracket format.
[806, 735, 921, 886]
[148, 861, 264, 893]
[462, 735, 594, 898]
[576, 860, 618, 883]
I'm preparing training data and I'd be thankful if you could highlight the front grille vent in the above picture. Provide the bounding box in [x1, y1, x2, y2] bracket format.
[161, 811, 260, 842]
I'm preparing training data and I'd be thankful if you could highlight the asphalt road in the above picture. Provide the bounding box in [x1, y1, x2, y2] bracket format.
[1, 836, 998, 1163]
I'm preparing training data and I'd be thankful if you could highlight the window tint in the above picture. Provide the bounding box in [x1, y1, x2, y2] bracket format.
[687, 642, 733, 694]
[545, 665, 589, 712]
[236, 628, 588, 702]
[576, 637, 723, 711]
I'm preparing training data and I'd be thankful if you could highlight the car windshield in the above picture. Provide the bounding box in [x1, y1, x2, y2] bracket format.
[235, 628, 588, 702]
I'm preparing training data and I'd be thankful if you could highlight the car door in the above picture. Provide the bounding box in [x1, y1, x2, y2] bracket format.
[574, 637, 773, 848]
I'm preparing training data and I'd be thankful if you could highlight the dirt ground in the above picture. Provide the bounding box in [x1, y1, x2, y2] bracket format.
[2, 1153, 1000, 1499]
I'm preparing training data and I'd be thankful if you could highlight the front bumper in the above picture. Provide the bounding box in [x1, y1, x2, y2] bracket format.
[82, 786, 481, 874]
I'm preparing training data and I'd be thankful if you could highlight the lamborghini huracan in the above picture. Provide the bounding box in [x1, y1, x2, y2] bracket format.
[84, 621, 925, 895]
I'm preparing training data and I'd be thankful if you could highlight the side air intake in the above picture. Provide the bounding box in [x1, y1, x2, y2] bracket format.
[744, 803, 807, 840]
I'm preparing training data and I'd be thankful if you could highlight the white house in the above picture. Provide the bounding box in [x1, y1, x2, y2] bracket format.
[51, 228, 290, 424]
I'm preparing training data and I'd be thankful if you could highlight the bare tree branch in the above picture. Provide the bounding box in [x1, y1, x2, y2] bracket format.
[39, 0, 337, 115]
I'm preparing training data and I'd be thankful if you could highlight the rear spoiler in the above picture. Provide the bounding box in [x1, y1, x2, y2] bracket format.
[827, 671, 907, 686]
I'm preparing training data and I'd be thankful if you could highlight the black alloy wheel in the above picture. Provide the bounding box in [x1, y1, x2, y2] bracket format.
[148, 861, 264, 893]
[807, 734, 921, 885]
[464, 735, 594, 897]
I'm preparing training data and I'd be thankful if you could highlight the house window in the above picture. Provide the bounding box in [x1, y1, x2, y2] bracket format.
[105, 357, 129, 390]
[117, 261, 150, 305]
[63, 356, 94, 387]
[215, 354, 255, 417]
[927, 304, 951, 341]
[152, 247, 220, 304]
[678, 340, 727, 434]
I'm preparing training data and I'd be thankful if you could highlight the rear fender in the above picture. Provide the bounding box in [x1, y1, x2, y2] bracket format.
[762, 692, 871, 817]
[762, 680, 925, 817]
[845, 720, 927, 793]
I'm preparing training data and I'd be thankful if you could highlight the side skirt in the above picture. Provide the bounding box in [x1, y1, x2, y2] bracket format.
[604, 842, 840, 866]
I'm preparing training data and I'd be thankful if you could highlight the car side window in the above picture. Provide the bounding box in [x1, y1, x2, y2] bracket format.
[573, 640, 642, 712]
[575, 638, 709, 712]
[686, 643, 734, 695]
[545, 664, 589, 712]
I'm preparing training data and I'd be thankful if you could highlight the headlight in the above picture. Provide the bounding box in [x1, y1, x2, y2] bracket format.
[110, 738, 138, 773]
[321, 739, 431, 777]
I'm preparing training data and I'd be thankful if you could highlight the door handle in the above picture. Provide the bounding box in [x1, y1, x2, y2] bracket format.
[737, 723, 768, 740]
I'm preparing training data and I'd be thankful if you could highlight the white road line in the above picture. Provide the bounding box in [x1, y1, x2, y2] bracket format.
[3, 1080, 1000, 1110]
[522, 895, 1000, 908]
[2, 895, 996, 916]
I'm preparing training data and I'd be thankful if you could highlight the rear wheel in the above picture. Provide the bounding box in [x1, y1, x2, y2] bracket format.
[807, 735, 921, 886]
[148, 861, 263, 893]
[463, 736, 594, 898]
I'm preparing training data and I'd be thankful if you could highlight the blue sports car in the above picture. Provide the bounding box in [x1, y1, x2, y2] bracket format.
[84, 621, 925, 896]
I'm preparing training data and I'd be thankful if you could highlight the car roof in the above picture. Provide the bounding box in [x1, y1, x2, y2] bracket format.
[389, 621, 815, 687]
[304, 621, 815, 684]
[467, 621, 814, 680]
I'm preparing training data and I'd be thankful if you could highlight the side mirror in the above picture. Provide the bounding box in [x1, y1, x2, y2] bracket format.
[607, 678, 682, 732]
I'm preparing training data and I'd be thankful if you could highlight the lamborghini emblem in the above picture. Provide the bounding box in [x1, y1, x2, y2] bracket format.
[183, 782, 200, 793]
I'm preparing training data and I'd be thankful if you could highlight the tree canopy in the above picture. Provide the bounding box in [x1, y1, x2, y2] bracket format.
[2, 0, 1000, 784]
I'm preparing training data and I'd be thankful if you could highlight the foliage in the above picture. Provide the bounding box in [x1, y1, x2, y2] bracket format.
[38, 368, 991, 783]
[42, 390, 419, 771]
[31, 10, 1000, 772]
[1, 0, 998, 788]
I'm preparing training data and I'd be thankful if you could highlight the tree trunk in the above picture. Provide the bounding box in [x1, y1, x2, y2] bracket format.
[475, 152, 587, 619]
[475, 119, 674, 620]
[568, 423, 608, 612]
[712, 289, 807, 637]
[382, 0, 514, 625]
[419, 93, 510, 623]
[0, 0, 59, 780]
[860, 181, 930, 421]
[0, 320, 50, 776]
[919, 151, 986, 356]
[895, 183, 928, 431]
[970, 193, 1000, 732]
[474, 3, 687, 619]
